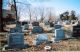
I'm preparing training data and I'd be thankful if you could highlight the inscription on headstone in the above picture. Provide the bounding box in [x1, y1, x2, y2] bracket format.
[8, 33, 24, 47]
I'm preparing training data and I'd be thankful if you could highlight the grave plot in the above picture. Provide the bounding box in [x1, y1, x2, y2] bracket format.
[5, 25, 30, 49]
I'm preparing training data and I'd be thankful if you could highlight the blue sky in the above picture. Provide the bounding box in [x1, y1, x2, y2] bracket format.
[3, 0, 80, 21]
[30, 0, 80, 15]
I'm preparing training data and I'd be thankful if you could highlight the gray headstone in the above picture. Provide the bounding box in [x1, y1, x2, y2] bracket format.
[54, 25, 62, 29]
[24, 24, 29, 30]
[8, 33, 24, 48]
[10, 24, 22, 33]
[6, 33, 30, 49]
[6, 24, 30, 49]
[7, 25, 25, 48]
[55, 28, 65, 41]
[36, 33, 48, 45]
[32, 26, 43, 33]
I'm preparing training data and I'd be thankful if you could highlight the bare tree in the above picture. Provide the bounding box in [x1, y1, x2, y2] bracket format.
[27, 7, 34, 23]
[34, 8, 38, 21]
[39, 7, 45, 23]
[47, 8, 55, 22]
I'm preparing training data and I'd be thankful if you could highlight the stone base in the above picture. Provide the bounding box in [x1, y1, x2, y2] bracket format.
[5, 44, 31, 49]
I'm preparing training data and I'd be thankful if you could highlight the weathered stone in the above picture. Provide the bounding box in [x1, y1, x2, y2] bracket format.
[55, 28, 65, 41]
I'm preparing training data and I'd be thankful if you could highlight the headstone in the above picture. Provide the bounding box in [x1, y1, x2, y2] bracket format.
[32, 22, 39, 26]
[5, 24, 30, 49]
[22, 22, 28, 26]
[54, 25, 62, 29]
[10, 26, 22, 33]
[55, 28, 65, 41]
[32, 26, 43, 33]
[6, 33, 30, 49]
[50, 22, 54, 27]
[10, 24, 22, 33]
[8, 33, 24, 48]
[72, 25, 80, 37]
[45, 22, 49, 25]
[36, 33, 48, 45]
[24, 24, 29, 30]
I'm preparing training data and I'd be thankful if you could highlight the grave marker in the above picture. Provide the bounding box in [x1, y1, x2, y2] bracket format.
[5, 25, 30, 49]
[36, 33, 48, 45]
[55, 28, 65, 41]
[54, 25, 62, 29]
[32, 22, 39, 26]
[8, 33, 24, 48]
[32, 26, 43, 33]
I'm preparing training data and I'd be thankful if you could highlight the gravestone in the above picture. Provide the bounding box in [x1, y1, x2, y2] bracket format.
[50, 22, 54, 27]
[36, 33, 48, 45]
[55, 28, 65, 41]
[10, 24, 22, 33]
[54, 25, 62, 29]
[32, 26, 43, 33]
[45, 21, 49, 25]
[22, 22, 28, 26]
[22, 24, 29, 32]
[72, 25, 80, 37]
[5, 24, 30, 49]
[32, 22, 39, 26]
[24, 24, 29, 30]
[8, 33, 24, 48]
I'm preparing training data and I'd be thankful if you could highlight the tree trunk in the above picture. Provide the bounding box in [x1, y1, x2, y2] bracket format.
[0, 0, 3, 32]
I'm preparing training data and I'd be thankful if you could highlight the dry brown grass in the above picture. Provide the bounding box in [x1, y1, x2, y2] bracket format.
[24, 33, 80, 51]
[51, 39, 80, 51]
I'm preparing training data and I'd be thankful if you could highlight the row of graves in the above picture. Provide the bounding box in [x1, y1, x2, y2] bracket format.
[3, 21, 80, 51]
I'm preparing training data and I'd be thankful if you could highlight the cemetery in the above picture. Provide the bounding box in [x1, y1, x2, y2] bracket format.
[1, 21, 80, 51]
[0, 0, 80, 52]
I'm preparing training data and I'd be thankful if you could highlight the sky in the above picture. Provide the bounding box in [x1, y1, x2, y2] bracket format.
[3, 0, 80, 21]
[30, 0, 80, 15]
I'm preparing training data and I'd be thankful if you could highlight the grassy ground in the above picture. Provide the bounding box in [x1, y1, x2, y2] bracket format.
[1, 32, 80, 51]
[22, 38, 80, 51]
[23, 33, 80, 51]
